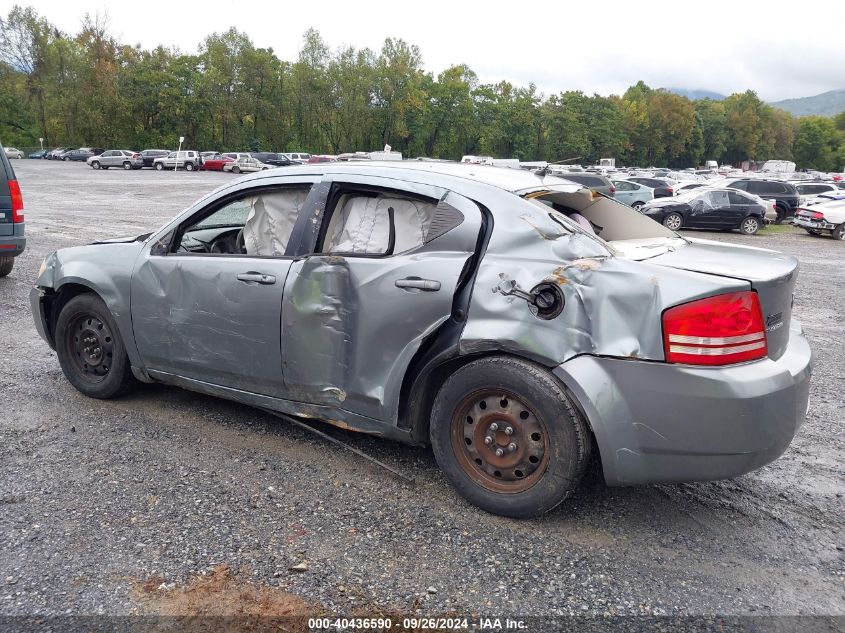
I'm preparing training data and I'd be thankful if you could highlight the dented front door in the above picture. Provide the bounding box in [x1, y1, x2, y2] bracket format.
[280, 184, 483, 425]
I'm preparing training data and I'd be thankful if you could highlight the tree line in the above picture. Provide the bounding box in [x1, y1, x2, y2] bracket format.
[1, 5, 844, 170]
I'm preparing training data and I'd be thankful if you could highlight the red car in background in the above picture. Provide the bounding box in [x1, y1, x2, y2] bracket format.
[201, 154, 234, 171]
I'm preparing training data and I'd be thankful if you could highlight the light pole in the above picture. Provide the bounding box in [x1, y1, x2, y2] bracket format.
[39, 138, 43, 150]
[175, 136, 184, 173]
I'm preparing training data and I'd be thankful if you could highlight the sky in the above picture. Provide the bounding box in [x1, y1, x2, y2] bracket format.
[4, 0, 844, 102]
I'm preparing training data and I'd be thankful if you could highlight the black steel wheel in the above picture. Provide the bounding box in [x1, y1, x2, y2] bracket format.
[55, 294, 135, 399]
[430, 356, 591, 518]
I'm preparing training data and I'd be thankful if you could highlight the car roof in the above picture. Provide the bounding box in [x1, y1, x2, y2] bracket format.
[230, 160, 583, 195]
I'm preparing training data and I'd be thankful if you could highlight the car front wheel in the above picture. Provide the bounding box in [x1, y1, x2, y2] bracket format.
[632, 201, 644, 210]
[662, 212, 683, 231]
[155, 163, 164, 171]
[90, 161, 100, 170]
[231, 166, 240, 174]
[740, 216, 761, 235]
[430, 356, 591, 518]
[55, 294, 135, 399]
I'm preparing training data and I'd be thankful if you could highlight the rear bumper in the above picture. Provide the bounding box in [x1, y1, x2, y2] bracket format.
[0, 232, 25, 257]
[554, 321, 813, 486]
[794, 216, 837, 231]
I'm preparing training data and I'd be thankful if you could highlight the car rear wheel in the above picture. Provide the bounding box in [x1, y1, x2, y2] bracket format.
[430, 356, 591, 518]
[155, 163, 164, 171]
[123, 161, 131, 170]
[55, 294, 135, 399]
[663, 212, 683, 231]
[740, 216, 761, 235]
[0, 256, 14, 277]
[833, 224, 845, 241]
[90, 161, 100, 170]
[185, 162, 195, 172]
[775, 204, 788, 224]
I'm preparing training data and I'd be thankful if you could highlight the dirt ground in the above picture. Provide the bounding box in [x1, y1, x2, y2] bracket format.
[1, 161, 843, 625]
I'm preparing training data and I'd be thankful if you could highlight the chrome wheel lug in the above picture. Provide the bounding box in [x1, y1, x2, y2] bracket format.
[484, 436, 493, 446]
[495, 448, 504, 457]
[489, 423, 498, 432]
[508, 442, 517, 452]
[505, 426, 513, 435]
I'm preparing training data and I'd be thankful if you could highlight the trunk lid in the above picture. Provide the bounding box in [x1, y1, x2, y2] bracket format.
[646, 238, 797, 360]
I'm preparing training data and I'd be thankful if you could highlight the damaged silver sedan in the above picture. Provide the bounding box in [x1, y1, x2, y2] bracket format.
[31, 163, 813, 517]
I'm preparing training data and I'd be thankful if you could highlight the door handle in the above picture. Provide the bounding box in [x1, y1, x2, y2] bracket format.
[395, 277, 441, 291]
[237, 272, 276, 285]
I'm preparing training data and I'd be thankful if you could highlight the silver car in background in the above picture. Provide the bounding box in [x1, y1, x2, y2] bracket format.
[611, 179, 654, 209]
[30, 163, 812, 518]
[87, 150, 144, 170]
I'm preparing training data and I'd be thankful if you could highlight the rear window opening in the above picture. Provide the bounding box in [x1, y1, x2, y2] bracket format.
[526, 188, 683, 260]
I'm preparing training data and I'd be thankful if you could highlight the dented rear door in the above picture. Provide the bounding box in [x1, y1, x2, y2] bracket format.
[280, 176, 483, 424]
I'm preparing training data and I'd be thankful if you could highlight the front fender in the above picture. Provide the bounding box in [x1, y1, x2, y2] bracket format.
[36, 243, 145, 367]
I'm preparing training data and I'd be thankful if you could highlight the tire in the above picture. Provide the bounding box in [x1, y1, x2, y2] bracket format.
[55, 293, 135, 399]
[662, 212, 683, 231]
[0, 256, 14, 277]
[231, 166, 240, 174]
[775, 204, 788, 225]
[63, 156, 69, 161]
[155, 162, 164, 171]
[740, 215, 761, 235]
[632, 201, 644, 210]
[430, 356, 591, 518]
[185, 162, 195, 172]
[123, 161, 131, 170]
[833, 224, 845, 241]
[804, 228, 821, 236]
[91, 161, 100, 170]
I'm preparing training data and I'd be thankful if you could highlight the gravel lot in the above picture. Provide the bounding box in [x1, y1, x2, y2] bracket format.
[1, 161, 843, 622]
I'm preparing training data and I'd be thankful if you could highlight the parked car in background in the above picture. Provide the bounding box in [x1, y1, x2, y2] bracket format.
[282, 152, 311, 164]
[46, 148, 68, 160]
[140, 150, 170, 168]
[307, 155, 338, 164]
[249, 152, 294, 167]
[718, 178, 799, 224]
[153, 150, 201, 171]
[611, 179, 653, 208]
[795, 182, 840, 205]
[556, 172, 616, 197]
[28, 149, 49, 159]
[200, 154, 234, 172]
[4, 147, 24, 160]
[793, 194, 845, 240]
[29, 162, 813, 518]
[625, 176, 675, 198]
[63, 148, 96, 162]
[222, 156, 270, 173]
[641, 188, 766, 234]
[673, 182, 706, 196]
[87, 150, 144, 170]
[0, 143, 25, 277]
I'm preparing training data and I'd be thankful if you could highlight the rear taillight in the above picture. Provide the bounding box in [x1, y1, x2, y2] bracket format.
[132, 153, 140, 159]
[666, 187, 674, 194]
[8, 180, 24, 222]
[609, 186, 616, 193]
[662, 291, 767, 366]
[809, 211, 824, 220]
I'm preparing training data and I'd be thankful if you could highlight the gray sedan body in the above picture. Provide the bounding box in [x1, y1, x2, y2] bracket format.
[31, 162, 812, 515]
[611, 179, 654, 207]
